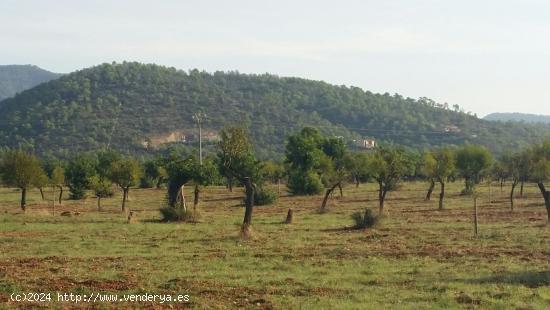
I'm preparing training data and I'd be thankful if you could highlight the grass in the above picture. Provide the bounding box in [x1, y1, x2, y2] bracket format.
[0, 181, 548, 309]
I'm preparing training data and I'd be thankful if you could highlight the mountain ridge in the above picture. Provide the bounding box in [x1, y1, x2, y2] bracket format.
[0, 64, 63, 101]
[1, 62, 549, 158]
[484, 112, 550, 124]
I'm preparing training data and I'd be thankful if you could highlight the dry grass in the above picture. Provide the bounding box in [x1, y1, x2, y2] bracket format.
[0, 181, 548, 309]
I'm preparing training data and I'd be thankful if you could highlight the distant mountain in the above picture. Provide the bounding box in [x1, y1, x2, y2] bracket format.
[484, 112, 550, 124]
[0, 65, 62, 101]
[1, 62, 550, 158]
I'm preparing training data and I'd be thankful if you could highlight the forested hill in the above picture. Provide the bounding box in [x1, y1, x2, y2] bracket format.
[484, 112, 550, 124]
[0, 62, 549, 159]
[0, 65, 62, 101]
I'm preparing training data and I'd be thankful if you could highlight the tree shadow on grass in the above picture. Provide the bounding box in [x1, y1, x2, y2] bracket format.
[466, 271, 550, 288]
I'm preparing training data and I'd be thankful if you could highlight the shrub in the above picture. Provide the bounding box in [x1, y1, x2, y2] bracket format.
[159, 206, 195, 222]
[288, 170, 323, 195]
[352, 208, 378, 229]
[253, 188, 278, 206]
[139, 176, 155, 188]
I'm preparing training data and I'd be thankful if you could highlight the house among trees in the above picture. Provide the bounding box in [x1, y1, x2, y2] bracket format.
[443, 125, 461, 133]
[353, 138, 376, 149]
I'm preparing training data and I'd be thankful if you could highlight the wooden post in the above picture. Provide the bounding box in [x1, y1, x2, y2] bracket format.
[488, 181, 492, 205]
[52, 186, 56, 216]
[473, 196, 478, 236]
[284, 209, 293, 224]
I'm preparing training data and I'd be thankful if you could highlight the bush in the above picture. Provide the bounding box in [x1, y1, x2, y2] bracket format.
[69, 187, 87, 200]
[352, 208, 378, 229]
[288, 170, 323, 195]
[159, 206, 195, 222]
[139, 176, 155, 188]
[253, 188, 278, 206]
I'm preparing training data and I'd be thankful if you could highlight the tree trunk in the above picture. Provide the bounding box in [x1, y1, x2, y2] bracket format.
[510, 180, 518, 212]
[97, 196, 102, 211]
[21, 188, 27, 211]
[39, 187, 45, 200]
[284, 209, 293, 224]
[425, 179, 435, 201]
[193, 185, 200, 213]
[464, 178, 474, 195]
[228, 177, 233, 192]
[500, 179, 504, 192]
[473, 196, 478, 236]
[121, 188, 128, 212]
[438, 181, 445, 210]
[536, 182, 550, 223]
[52, 187, 56, 216]
[489, 180, 493, 205]
[242, 177, 255, 226]
[320, 182, 340, 213]
[58, 185, 63, 204]
[520, 181, 525, 197]
[378, 181, 386, 214]
[338, 183, 343, 198]
[355, 176, 360, 188]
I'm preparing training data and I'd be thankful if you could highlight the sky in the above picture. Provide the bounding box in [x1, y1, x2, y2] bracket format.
[1, 0, 550, 117]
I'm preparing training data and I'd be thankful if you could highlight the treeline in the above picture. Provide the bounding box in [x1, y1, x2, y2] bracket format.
[1, 127, 550, 236]
[1, 62, 550, 159]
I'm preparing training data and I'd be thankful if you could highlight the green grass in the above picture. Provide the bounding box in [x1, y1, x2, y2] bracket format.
[0, 182, 548, 309]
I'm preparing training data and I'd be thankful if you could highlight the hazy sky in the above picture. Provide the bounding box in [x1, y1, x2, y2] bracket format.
[2, 0, 550, 116]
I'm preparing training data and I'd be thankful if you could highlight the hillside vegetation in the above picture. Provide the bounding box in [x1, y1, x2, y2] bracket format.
[0, 65, 62, 101]
[484, 112, 550, 124]
[1, 62, 549, 158]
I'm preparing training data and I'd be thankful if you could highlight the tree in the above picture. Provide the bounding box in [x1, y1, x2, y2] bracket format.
[345, 152, 370, 188]
[285, 127, 325, 195]
[262, 160, 286, 194]
[368, 147, 410, 214]
[421, 151, 436, 201]
[491, 158, 509, 192]
[0, 150, 46, 211]
[423, 148, 455, 210]
[89, 175, 112, 211]
[528, 141, 550, 222]
[108, 158, 142, 212]
[217, 127, 262, 236]
[41, 158, 66, 209]
[500, 152, 523, 211]
[65, 154, 97, 199]
[165, 156, 194, 209]
[141, 158, 167, 189]
[455, 145, 493, 195]
[50, 166, 65, 204]
[319, 137, 348, 212]
[35, 172, 50, 201]
[190, 157, 219, 214]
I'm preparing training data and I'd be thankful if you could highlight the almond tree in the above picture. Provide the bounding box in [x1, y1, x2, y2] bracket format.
[455, 144, 493, 195]
[217, 127, 262, 237]
[528, 141, 550, 222]
[108, 158, 142, 212]
[369, 147, 410, 214]
[319, 137, 348, 212]
[423, 148, 455, 210]
[0, 150, 46, 211]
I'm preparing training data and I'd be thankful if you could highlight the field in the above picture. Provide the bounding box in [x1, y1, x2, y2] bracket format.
[0, 181, 549, 309]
